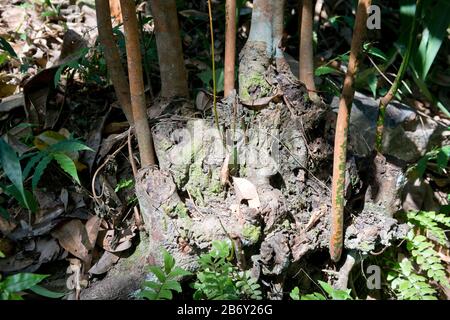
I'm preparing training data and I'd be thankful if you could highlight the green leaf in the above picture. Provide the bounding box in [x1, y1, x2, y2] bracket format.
[51, 153, 80, 184]
[168, 266, 192, 278]
[158, 289, 173, 300]
[29, 285, 65, 298]
[301, 293, 327, 300]
[0, 250, 5, 258]
[48, 139, 93, 153]
[23, 153, 44, 180]
[162, 280, 182, 293]
[364, 45, 388, 61]
[148, 266, 166, 283]
[32, 155, 53, 190]
[3, 185, 38, 213]
[413, 0, 449, 80]
[290, 287, 300, 300]
[163, 250, 175, 275]
[0, 139, 25, 203]
[315, 65, 339, 76]
[367, 73, 378, 98]
[317, 280, 334, 296]
[0, 36, 18, 58]
[2, 273, 48, 293]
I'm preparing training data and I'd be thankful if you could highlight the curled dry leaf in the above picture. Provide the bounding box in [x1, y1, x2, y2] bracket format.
[232, 177, 261, 209]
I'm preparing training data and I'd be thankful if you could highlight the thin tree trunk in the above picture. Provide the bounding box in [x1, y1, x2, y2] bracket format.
[95, 0, 133, 125]
[272, 0, 286, 66]
[299, 0, 318, 101]
[149, 0, 188, 98]
[120, 0, 156, 167]
[224, 0, 236, 97]
[330, 0, 371, 262]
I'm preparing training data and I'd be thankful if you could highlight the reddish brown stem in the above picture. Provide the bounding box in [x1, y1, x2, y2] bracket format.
[120, 0, 156, 167]
[149, 0, 188, 98]
[224, 0, 237, 97]
[95, 0, 133, 125]
[299, 0, 318, 101]
[330, 0, 371, 262]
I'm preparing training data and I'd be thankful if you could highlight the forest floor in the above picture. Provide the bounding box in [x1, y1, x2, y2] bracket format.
[0, 0, 449, 300]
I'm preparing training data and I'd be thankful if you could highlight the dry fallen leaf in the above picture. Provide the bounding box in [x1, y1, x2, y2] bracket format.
[233, 177, 261, 209]
[85, 215, 102, 250]
[51, 219, 90, 262]
[88, 251, 120, 275]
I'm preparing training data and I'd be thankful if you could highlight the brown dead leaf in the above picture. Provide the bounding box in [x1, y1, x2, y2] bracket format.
[51, 219, 90, 262]
[85, 215, 102, 250]
[88, 251, 120, 275]
[233, 177, 261, 209]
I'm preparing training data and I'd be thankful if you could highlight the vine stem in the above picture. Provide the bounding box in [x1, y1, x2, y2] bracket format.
[330, 0, 371, 262]
[374, 0, 421, 152]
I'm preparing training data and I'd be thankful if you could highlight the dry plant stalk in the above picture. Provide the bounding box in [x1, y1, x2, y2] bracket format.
[120, 0, 156, 167]
[149, 0, 188, 98]
[299, 0, 318, 101]
[224, 0, 237, 97]
[95, 0, 133, 125]
[330, 0, 371, 262]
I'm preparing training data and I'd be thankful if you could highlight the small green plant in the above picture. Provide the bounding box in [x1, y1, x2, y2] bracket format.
[290, 281, 353, 300]
[115, 179, 134, 192]
[23, 137, 93, 189]
[0, 272, 65, 300]
[385, 207, 449, 299]
[193, 240, 239, 300]
[139, 250, 191, 300]
[193, 240, 262, 300]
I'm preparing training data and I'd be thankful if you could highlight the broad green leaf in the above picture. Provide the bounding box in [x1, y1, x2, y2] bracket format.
[364, 44, 388, 61]
[317, 280, 334, 296]
[139, 290, 157, 300]
[32, 155, 53, 190]
[162, 280, 182, 293]
[48, 139, 93, 153]
[143, 281, 161, 291]
[290, 287, 300, 300]
[23, 153, 44, 180]
[51, 153, 80, 184]
[2, 273, 48, 293]
[0, 36, 18, 58]
[315, 65, 339, 76]
[148, 266, 166, 283]
[157, 289, 173, 300]
[0, 139, 25, 202]
[29, 285, 65, 298]
[168, 266, 192, 278]
[3, 184, 38, 213]
[413, 0, 449, 80]
[301, 293, 327, 300]
[367, 73, 378, 98]
[163, 250, 175, 274]
[0, 250, 4, 258]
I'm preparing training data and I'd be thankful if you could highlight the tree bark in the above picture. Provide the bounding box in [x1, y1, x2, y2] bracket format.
[95, 0, 133, 125]
[224, 0, 237, 97]
[120, 0, 156, 167]
[330, 0, 371, 262]
[299, 0, 318, 101]
[149, 0, 189, 98]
